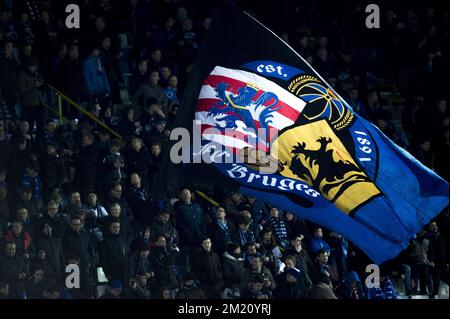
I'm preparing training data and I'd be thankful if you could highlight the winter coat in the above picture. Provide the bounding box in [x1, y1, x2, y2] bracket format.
[175, 201, 205, 247]
[222, 252, 244, 288]
[0, 254, 28, 297]
[62, 228, 95, 268]
[73, 144, 98, 192]
[100, 233, 130, 282]
[83, 54, 110, 94]
[4, 230, 36, 258]
[150, 245, 180, 290]
[39, 153, 65, 192]
[191, 249, 223, 289]
[35, 233, 65, 275]
[18, 69, 41, 106]
[309, 282, 338, 299]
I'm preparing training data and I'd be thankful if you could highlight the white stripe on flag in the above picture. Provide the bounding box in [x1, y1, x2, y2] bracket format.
[210, 66, 306, 113]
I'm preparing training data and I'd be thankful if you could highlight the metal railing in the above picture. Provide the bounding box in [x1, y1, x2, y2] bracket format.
[45, 84, 122, 139]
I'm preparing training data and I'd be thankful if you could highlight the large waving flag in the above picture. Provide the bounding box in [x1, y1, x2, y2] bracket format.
[159, 3, 448, 264]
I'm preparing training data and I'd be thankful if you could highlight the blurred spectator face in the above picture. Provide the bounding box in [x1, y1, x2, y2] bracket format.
[155, 121, 166, 132]
[3, 42, 13, 57]
[202, 17, 211, 30]
[429, 221, 438, 233]
[109, 222, 120, 235]
[156, 236, 166, 247]
[350, 89, 358, 100]
[250, 281, 264, 292]
[82, 134, 93, 146]
[168, 75, 178, 88]
[314, 228, 323, 239]
[284, 258, 295, 269]
[127, 109, 134, 121]
[182, 19, 193, 31]
[150, 71, 160, 85]
[111, 184, 122, 198]
[17, 208, 28, 221]
[20, 121, 30, 133]
[70, 192, 81, 206]
[130, 173, 141, 187]
[70, 218, 82, 232]
[110, 204, 121, 218]
[180, 189, 191, 203]
[318, 49, 327, 62]
[152, 50, 162, 63]
[165, 17, 176, 29]
[46, 120, 57, 132]
[159, 212, 170, 224]
[0, 186, 6, 199]
[216, 207, 226, 219]
[47, 144, 56, 155]
[201, 238, 212, 252]
[33, 270, 44, 282]
[41, 11, 50, 22]
[102, 37, 111, 50]
[69, 45, 79, 59]
[285, 212, 294, 221]
[131, 138, 142, 151]
[270, 207, 279, 217]
[138, 60, 148, 74]
[420, 140, 431, 152]
[5, 243, 16, 257]
[0, 284, 9, 296]
[251, 257, 263, 271]
[23, 44, 32, 57]
[95, 17, 106, 31]
[376, 118, 387, 131]
[87, 193, 97, 205]
[20, 189, 32, 201]
[300, 36, 308, 48]
[319, 36, 328, 48]
[306, 55, 313, 65]
[161, 288, 171, 299]
[11, 222, 23, 236]
[137, 274, 147, 287]
[47, 201, 58, 216]
[247, 244, 256, 255]
[437, 100, 447, 113]
[38, 249, 46, 259]
[239, 222, 250, 231]
[317, 251, 329, 265]
[262, 231, 272, 242]
[161, 66, 171, 79]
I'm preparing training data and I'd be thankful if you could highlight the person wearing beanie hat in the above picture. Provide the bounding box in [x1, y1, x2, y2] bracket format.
[273, 256, 308, 299]
[101, 280, 122, 299]
[176, 272, 206, 299]
[222, 242, 245, 290]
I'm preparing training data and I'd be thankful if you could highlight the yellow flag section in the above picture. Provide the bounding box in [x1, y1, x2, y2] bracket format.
[271, 119, 380, 215]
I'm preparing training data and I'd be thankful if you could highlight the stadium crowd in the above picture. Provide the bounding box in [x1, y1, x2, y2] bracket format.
[0, 0, 448, 299]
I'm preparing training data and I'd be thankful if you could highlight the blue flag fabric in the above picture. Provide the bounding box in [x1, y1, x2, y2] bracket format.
[160, 3, 448, 264]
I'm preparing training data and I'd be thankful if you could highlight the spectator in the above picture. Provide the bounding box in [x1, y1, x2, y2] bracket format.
[149, 209, 177, 245]
[266, 207, 289, 248]
[83, 44, 111, 110]
[3, 220, 36, 260]
[72, 133, 98, 197]
[422, 221, 446, 298]
[34, 222, 64, 280]
[39, 142, 65, 202]
[62, 191, 84, 217]
[125, 137, 152, 188]
[100, 220, 130, 282]
[129, 59, 149, 95]
[310, 226, 331, 256]
[207, 207, 235, 256]
[100, 280, 123, 299]
[150, 235, 181, 297]
[18, 58, 44, 130]
[0, 242, 28, 298]
[190, 237, 223, 298]
[242, 255, 276, 293]
[176, 272, 206, 299]
[132, 70, 167, 113]
[0, 41, 20, 119]
[241, 274, 272, 299]
[222, 242, 245, 290]
[125, 172, 152, 226]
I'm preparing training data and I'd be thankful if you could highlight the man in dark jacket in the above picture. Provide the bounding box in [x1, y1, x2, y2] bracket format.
[190, 237, 223, 299]
[175, 188, 205, 247]
[34, 200, 67, 240]
[274, 257, 308, 299]
[62, 216, 95, 268]
[101, 202, 135, 246]
[0, 41, 20, 119]
[39, 142, 65, 202]
[150, 235, 180, 295]
[125, 137, 152, 188]
[0, 242, 28, 298]
[100, 220, 130, 282]
[125, 173, 152, 226]
[149, 209, 177, 245]
[222, 243, 244, 290]
[207, 207, 235, 256]
[35, 222, 65, 281]
[73, 133, 98, 197]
